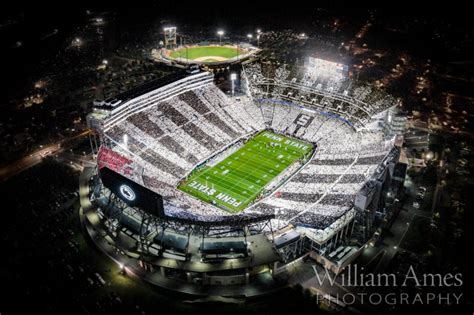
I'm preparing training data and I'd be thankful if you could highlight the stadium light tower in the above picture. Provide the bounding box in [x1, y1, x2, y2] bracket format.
[123, 134, 128, 147]
[231, 73, 237, 97]
[217, 30, 224, 45]
[256, 29, 261, 47]
[163, 26, 177, 49]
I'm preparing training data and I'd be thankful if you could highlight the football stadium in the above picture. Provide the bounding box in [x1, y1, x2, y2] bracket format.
[82, 55, 407, 296]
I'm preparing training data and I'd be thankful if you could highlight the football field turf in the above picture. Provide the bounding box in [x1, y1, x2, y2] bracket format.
[178, 131, 314, 213]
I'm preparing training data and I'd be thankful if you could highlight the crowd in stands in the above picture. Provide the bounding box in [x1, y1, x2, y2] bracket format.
[243, 61, 399, 128]
[97, 69, 393, 232]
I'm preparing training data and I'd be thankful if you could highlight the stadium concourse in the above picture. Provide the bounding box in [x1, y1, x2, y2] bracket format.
[83, 67, 401, 294]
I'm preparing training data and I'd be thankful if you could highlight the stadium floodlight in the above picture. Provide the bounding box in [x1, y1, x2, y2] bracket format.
[102, 59, 108, 65]
[247, 34, 253, 39]
[217, 30, 224, 45]
[231, 73, 237, 96]
[163, 27, 177, 49]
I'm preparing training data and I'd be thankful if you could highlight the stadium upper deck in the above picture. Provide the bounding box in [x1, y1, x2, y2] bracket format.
[242, 60, 399, 130]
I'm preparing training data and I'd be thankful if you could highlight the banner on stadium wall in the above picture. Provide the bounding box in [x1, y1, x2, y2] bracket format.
[99, 167, 164, 217]
[97, 146, 134, 176]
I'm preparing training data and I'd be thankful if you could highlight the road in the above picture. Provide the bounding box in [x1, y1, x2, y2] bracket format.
[0, 130, 91, 182]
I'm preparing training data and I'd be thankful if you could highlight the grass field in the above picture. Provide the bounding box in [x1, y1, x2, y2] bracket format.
[169, 45, 242, 61]
[178, 131, 314, 213]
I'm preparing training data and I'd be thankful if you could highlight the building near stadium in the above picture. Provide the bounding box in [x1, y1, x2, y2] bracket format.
[82, 61, 407, 296]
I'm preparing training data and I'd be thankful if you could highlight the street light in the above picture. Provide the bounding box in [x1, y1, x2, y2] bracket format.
[217, 30, 224, 45]
[73, 37, 82, 47]
[231, 73, 237, 97]
[256, 29, 261, 47]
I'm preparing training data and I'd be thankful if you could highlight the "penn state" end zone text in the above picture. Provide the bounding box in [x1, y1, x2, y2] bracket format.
[188, 181, 242, 207]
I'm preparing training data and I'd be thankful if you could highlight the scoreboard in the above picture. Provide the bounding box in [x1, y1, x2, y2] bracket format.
[100, 167, 164, 217]
[306, 57, 349, 78]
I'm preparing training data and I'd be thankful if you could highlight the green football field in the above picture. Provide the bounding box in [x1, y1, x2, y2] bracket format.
[169, 45, 242, 60]
[178, 131, 314, 213]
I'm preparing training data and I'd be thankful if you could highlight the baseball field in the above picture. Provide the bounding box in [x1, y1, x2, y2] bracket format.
[168, 45, 243, 62]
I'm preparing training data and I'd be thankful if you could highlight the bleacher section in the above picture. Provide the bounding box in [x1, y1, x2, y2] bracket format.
[243, 62, 398, 129]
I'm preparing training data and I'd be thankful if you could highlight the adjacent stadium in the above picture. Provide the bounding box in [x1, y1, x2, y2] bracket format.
[168, 45, 244, 62]
[82, 58, 406, 296]
[157, 44, 258, 65]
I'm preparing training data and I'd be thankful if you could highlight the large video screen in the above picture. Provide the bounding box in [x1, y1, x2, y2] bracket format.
[306, 57, 348, 78]
[99, 167, 164, 217]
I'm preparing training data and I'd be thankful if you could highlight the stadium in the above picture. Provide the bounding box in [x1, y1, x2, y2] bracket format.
[152, 27, 259, 66]
[154, 44, 258, 66]
[82, 56, 407, 296]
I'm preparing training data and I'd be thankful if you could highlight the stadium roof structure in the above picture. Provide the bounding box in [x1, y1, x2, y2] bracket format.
[93, 71, 189, 110]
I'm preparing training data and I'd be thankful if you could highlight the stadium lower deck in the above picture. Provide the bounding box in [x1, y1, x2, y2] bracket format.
[96, 72, 392, 232]
[178, 131, 314, 213]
